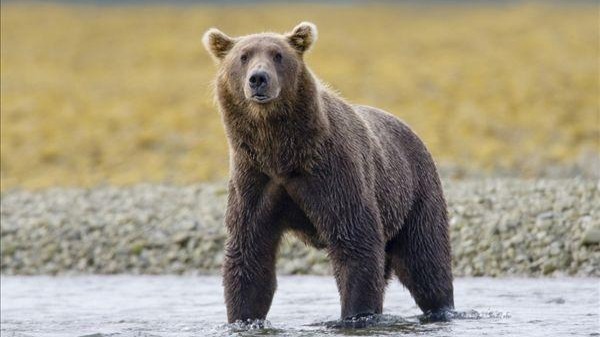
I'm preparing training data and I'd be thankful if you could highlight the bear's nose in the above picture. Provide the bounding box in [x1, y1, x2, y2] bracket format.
[249, 71, 269, 90]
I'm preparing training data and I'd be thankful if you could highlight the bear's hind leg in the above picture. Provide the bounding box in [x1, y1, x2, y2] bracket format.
[284, 171, 387, 320]
[327, 233, 386, 319]
[389, 196, 454, 315]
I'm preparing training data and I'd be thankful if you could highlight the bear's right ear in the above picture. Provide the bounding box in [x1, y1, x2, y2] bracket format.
[203, 28, 235, 61]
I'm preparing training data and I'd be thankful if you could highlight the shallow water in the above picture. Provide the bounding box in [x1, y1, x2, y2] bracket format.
[1, 276, 598, 337]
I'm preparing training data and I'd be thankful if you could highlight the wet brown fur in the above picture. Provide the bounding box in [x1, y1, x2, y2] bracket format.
[203, 22, 454, 323]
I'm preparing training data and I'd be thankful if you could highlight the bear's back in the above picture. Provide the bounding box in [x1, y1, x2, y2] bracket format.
[353, 104, 435, 179]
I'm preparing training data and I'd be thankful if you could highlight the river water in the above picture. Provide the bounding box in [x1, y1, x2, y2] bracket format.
[1, 276, 598, 337]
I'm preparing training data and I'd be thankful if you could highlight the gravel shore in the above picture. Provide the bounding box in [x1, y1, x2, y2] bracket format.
[1, 179, 598, 277]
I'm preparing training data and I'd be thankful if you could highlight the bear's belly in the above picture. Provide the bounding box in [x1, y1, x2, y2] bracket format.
[277, 190, 328, 249]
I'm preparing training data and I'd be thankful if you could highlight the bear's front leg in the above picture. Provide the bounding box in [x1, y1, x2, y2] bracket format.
[223, 171, 285, 323]
[284, 166, 386, 320]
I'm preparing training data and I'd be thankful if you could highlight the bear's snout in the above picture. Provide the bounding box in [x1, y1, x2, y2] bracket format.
[247, 69, 277, 103]
[249, 71, 269, 91]
[244, 65, 280, 104]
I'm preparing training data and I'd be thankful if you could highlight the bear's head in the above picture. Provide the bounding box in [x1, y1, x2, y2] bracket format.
[203, 22, 317, 109]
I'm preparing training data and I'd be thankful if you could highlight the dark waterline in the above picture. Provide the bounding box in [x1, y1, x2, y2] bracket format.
[1, 276, 598, 337]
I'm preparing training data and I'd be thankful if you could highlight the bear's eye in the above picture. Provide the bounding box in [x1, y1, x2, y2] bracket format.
[273, 53, 282, 63]
[240, 54, 248, 63]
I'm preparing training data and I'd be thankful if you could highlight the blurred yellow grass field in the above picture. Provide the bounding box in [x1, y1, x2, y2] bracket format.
[1, 3, 598, 190]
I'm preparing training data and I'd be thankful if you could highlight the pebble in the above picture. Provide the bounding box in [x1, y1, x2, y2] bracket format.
[582, 227, 600, 245]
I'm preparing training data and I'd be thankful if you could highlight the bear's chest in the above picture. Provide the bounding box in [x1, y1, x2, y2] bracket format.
[227, 115, 323, 177]
[238, 139, 313, 178]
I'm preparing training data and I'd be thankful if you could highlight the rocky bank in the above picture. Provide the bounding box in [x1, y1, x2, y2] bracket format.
[1, 179, 598, 276]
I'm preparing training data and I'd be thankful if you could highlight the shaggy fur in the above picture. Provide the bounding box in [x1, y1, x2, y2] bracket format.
[203, 22, 454, 323]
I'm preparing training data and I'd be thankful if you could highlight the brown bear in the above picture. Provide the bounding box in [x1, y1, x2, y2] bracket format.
[203, 22, 454, 324]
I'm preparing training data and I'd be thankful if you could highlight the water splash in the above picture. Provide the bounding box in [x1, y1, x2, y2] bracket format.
[228, 318, 272, 330]
[215, 319, 289, 336]
[419, 309, 511, 323]
[316, 314, 410, 329]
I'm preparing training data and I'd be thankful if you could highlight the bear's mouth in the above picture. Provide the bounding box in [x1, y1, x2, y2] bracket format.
[250, 94, 275, 104]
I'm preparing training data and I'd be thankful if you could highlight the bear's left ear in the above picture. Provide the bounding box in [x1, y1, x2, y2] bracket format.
[203, 28, 235, 61]
[286, 22, 318, 54]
